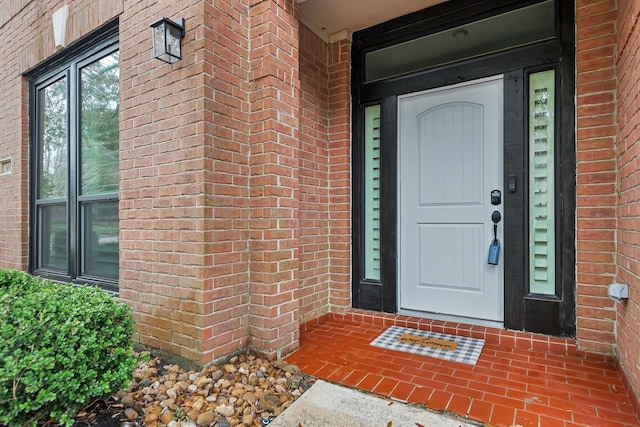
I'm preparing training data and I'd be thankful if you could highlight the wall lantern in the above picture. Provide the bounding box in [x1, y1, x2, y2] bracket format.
[150, 17, 186, 63]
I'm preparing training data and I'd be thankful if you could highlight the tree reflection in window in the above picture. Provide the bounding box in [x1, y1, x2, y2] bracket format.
[39, 78, 67, 199]
[81, 52, 120, 195]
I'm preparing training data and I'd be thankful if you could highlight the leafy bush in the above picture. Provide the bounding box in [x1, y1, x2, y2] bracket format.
[0, 270, 136, 426]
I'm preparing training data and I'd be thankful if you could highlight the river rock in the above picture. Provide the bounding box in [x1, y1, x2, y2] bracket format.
[231, 387, 246, 398]
[215, 404, 235, 417]
[197, 411, 215, 426]
[113, 352, 310, 427]
[259, 393, 280, 412]
[211, 370, 224, 381]
[273, 360, 288, 369]
[248, 373, 258, 386]
[124, 408, 138, 420]
[144, 412, 159, 423]
[161, 410, 174, 424]
[289, 375, 302, 389]
[192, 398, 205, 412]
[282, 364, 302, 375]
[121, 395, 135, 406]
[243, 391, 257, 404]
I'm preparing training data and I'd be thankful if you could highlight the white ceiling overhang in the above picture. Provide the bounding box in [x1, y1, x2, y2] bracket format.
[297, 0, 448, 41]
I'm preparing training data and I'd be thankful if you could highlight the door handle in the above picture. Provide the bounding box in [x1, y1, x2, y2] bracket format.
[488, 210, 501, 265]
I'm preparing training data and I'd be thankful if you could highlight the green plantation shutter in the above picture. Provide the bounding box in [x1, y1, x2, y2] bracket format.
[529, 70, 555, 295]
[364, 105, 381, 280]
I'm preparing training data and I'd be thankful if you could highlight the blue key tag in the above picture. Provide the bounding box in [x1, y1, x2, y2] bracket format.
[487, 239, 500, 265]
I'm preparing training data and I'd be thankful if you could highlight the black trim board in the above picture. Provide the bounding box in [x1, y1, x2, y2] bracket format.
[380, 96, 398, 313]
[503, 70, 526, 330]
[557, 0, 577, 337]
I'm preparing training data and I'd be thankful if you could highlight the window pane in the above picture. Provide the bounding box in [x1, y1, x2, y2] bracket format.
[80, 52, 120, 195]
[529, 70, 555, 295]
[38, 78, 67, 199]
[82, 201, 119, 279]
[364, 105, 381, 280]
[39, 204, 67, 271]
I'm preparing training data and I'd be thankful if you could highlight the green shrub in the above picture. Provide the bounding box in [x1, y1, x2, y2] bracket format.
[0, 270, 136, 426]
[0, 269, 40, 291]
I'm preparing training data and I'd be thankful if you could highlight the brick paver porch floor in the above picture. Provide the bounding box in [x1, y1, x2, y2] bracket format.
[284, 311, 640, 427]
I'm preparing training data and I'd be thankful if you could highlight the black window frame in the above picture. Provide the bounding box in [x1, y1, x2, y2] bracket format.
[28, 21, 120, 292]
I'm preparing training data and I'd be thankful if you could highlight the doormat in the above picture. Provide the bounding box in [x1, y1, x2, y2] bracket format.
[370, 326, 484, 366]
[397, 333, 458, 351]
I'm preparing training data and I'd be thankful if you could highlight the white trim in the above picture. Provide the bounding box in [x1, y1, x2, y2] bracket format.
[328, 29, 351, 43]
[52, 5, 69, 49]
[0, 157, 11, 176]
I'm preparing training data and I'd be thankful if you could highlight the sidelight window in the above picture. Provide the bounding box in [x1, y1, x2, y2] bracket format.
[364, 105, 382, 280]
[528, 69, 556, 295]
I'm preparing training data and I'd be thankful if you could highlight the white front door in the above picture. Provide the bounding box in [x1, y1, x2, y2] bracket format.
[398, 76, 504, 323]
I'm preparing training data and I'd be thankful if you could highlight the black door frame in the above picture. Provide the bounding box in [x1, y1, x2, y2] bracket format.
[351, 0, 575, 337]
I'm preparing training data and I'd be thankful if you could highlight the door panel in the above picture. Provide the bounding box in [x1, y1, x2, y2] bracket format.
[418, 224, 483, 291]
[418, 104, 483, 206]
[399, 76, 504, 323]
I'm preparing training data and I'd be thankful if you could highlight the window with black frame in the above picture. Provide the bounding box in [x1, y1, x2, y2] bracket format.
[31, 33, 119, 290]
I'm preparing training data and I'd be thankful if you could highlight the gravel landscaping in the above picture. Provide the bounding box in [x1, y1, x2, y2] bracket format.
[71, 352, 314, 427]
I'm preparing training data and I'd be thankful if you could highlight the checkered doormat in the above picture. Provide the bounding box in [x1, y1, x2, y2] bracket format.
[370, 326, 485, 366]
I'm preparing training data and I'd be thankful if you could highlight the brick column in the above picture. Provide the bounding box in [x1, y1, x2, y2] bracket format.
[248, 0, 301, 358]
[200, 0, 252, 365]
[120, 0, 252, 366]
[575, 0, 617, 354]
[615, 0, 640, 401]
[119, 0, 210, 364]
[298, 25, 331, 324]
[327, 32, 352, 313]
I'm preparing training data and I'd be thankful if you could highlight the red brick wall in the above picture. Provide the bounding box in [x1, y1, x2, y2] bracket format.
[247, 0, 301, 359]
[575, 0, 618, 354]
[199, 0, 252, 365]
[327, 37, 352, 312]
[616, 0, 640, 401]
[120, 0, 214, 363]
[119, 0, 254, 365]
[0, 0, 123, 270]
[298, 26, 331, 323]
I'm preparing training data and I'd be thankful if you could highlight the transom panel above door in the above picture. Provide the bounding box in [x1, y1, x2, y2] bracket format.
[398, 76, 504, 324]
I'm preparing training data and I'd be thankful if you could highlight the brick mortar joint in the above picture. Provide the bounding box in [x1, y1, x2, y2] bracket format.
[616, 7, 640, 63]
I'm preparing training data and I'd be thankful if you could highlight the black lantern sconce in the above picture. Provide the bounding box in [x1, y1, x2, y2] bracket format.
[150, 17, 186, 63]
